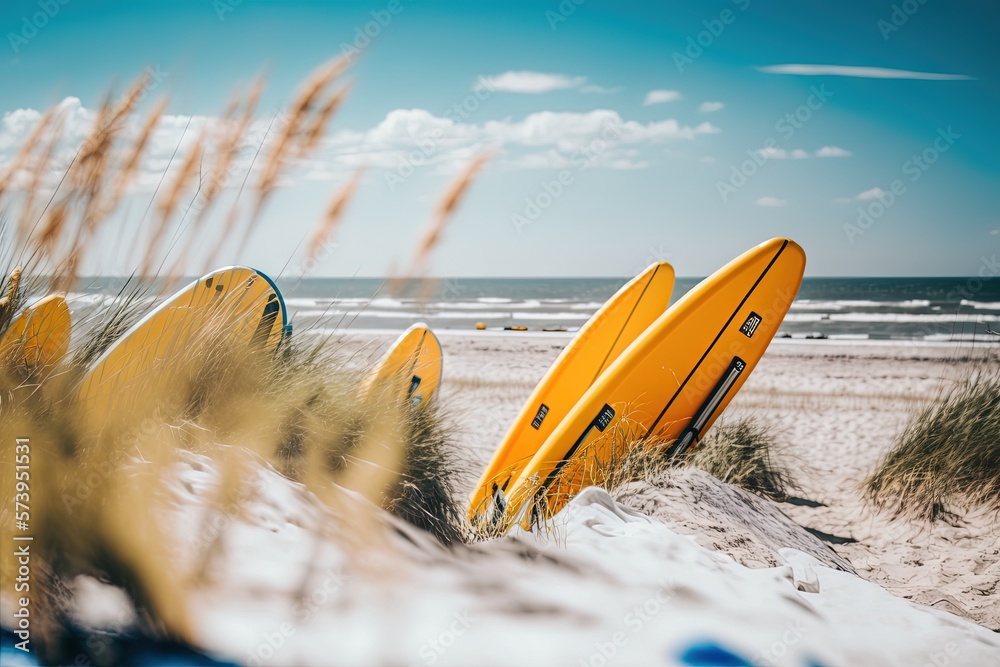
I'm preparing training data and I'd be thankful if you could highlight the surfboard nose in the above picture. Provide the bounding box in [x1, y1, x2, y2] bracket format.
[760, 237, 806, 269]
[780, 238, 807, 269]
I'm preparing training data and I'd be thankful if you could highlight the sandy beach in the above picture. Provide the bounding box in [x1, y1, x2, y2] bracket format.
[4, 322, 999, 666]
[329, 332, 1000, 630]
[110, 329, 993, 667]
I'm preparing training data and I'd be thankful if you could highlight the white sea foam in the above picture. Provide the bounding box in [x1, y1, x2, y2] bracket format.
[784, 313, 998, 324]
[960, 299, 1000, 310]
[292, 309, 590, 321]
[791, 299, 932, 311]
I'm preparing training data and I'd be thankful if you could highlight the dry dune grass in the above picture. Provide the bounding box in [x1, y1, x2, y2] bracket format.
[596, 414, 795, 502]
[864, 358, 1000, 522]
[477, 411, 794, 536]
[0, 58, 485, 663]
[685, 416, 797, 501]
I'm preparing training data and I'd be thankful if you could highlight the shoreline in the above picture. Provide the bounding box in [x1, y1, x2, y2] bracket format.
[302, 326, 1000, 348]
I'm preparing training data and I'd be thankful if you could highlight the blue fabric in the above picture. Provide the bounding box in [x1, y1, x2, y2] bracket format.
[679, 641, 753, 666]
[0, 627, 242, 667]
[0, 628, 40, 666]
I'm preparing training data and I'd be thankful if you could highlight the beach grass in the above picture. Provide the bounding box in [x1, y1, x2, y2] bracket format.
[687, 416, 797, 501]
[0, 57, 482, 661]
[864, 359, 1000, 522]
[596, 413, 795, 502]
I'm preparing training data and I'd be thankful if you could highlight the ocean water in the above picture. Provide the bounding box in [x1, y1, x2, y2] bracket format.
[72, 276, 1000, 342]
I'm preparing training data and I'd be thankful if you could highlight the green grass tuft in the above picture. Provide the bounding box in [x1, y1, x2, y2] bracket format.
[864, 360, 1000, 522]
[687, 416, 797, 501]
[596, 414, 796, 502]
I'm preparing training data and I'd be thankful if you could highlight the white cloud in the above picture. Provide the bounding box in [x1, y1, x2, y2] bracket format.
[990, 229, 999, 236]
[816, 145, 851, 157]
[755, 147, 807, 160]
[503, 149, 575, 170]
[699, 156, 716, 164]
[856, 187, 885, 201]
[755, 147, 785, 159]
[481, 110, 717, 147]
[0, 98, 725, 192]
[366, 109, 462, 146]
[0, 96, 235, 192]
[756, 64, 974, 81]
[698, 101, 724, 113]
[757, 196, 787, 207]
[692, 122, 721, 135]
[476, 71, 586, 93]
[331, 109, 718, 173]
[643, 90, 682, 105]
[474, 72, 621, 95]
[609, 158, 651, 170]
[754, 146, 849, 160]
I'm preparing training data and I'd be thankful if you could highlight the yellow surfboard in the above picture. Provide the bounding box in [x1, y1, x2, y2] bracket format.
[468, 262, 675, 527]
[360, 323, 443, 407]
[506, 238, 805, 528]
[76, 266, 287, 440]
[0, 294, 71, 374]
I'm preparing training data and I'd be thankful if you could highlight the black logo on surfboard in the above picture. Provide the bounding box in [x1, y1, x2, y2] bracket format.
[739, 312, 762, 338]
[593, 404, 615, 432]
[531, 404, 549, 429]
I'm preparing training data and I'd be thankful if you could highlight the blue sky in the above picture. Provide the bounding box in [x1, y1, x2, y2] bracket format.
[1, 0, 997, 277]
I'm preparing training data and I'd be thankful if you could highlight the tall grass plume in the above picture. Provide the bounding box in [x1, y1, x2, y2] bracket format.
[0, 58, 471, 665]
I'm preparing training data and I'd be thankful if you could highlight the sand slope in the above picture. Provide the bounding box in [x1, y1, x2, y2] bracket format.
[440, 335, 1000, 630]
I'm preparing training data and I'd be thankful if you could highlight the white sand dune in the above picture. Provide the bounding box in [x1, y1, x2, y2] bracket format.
[440, 336, 1000, 630]
[14, 336, 1000, 666]
[139, 447, 998, 667]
